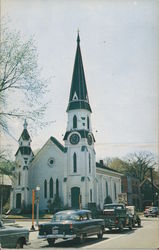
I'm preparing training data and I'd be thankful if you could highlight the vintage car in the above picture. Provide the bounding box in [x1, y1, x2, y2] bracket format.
[144, 206, 152, 217]
[0, 220, 30, 248]
[38, 209, 105, 246]
[102, 203, 133, 231]
[146, 207, 159, 217]
[126, 206, 141, 227]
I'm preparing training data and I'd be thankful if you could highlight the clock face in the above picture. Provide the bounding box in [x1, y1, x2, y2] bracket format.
[69, 133, 80, 145]
[87, 133, 93, 145]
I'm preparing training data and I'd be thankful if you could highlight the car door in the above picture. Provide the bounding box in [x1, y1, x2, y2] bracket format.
[86, 212, 99, 235]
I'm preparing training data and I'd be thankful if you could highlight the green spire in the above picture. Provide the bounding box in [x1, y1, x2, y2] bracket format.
[67, 33, 92, 112]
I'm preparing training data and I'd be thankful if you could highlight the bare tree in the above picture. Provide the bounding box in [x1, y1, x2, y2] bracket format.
[0, 23, 49, 132]
[124, 151, 157, 183]
[104, 151, 157, 183]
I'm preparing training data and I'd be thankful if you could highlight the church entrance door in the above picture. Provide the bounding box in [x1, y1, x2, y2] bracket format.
[16, 193, 21, 209]
[71, 187, 80, 209]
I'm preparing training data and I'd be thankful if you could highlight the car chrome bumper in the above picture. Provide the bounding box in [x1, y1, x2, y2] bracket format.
[38, 234, 76, 240]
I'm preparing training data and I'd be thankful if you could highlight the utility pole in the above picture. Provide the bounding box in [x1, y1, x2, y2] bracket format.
[149, 168, 154, 205]
[31, 189, 35, 231]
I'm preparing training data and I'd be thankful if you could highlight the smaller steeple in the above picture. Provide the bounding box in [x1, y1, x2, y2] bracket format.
[15, 120, 33, 157]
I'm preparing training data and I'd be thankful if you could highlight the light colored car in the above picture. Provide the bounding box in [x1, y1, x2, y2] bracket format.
[0, 220, 30, 248]
[148, 207, 159, 217]
[144, 206, 152, 217]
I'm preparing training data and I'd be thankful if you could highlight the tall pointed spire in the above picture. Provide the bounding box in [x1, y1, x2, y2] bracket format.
[67, 33, 92, 112]
[23, 119, 28, 129]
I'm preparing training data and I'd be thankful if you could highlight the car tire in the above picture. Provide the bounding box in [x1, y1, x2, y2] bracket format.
[97, 228, 103, 239]
[47, 239, 55, 247]
[16, 239, 23, 249]
[118, 222, 124, 232]
[129, 220, 133, 230]
[137, 220, 141, 227]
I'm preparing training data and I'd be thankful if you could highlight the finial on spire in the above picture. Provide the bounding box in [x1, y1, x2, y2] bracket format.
[23, 119, 28, 129]
[77, 29, 80, 43]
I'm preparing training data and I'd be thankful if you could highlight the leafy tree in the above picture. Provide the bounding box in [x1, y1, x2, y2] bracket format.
[104, 157, 127, 173]
[0, 23, 48, 132]
[0, 158, 15, 177]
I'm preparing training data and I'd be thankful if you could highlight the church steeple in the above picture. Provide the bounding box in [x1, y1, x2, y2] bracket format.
[67, 33, 92, 113]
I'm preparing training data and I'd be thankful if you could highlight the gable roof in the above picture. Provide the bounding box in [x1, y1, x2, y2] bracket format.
[67, 33, 92, 112]
[19, 129, 30, 141]
[140, 177, 159, 190]
[50, 137, 67, 153]
[96, 162, 122, 175]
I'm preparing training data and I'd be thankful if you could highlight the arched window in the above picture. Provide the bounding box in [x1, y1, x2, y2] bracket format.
[114, 183, 117, 199]
[73, 153, 77, 173]
[90, 189, 92, 202]
[73, 115, 77, 129]
[49, 178, 53, 198]
[44, 180, 47, 198]
[89, 153, 91, 173]
[18, 172, 21, 186]
[56, 179, 59, 196]
[106, 181, 108, 197]
[87, 116, 90, 130]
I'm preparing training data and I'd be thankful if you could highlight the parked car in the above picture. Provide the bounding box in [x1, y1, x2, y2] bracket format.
[147, 207, 159, 217]
[144, 206, 152, 217]
[126, 206, 141, 227]
[102, 203, 133, 232]
[0, 220, 30, 248]
[38, 209, 105, 246]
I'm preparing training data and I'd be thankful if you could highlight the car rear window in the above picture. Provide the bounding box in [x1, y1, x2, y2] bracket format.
[52, 212, 80, 222]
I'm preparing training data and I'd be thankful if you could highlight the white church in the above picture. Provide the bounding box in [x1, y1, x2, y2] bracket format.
[11, 34, 122, 211]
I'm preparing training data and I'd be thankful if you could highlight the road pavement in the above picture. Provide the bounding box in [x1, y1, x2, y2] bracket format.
[13, 217, 159, 249]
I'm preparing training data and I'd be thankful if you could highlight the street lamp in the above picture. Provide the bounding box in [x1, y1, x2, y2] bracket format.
[36, 186, 40, 226]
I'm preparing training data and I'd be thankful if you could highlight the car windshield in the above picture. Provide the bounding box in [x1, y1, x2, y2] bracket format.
[52, 212, 80, 222]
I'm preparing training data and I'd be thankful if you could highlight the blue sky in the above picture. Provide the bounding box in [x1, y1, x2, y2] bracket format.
[1, 0, 159, 160]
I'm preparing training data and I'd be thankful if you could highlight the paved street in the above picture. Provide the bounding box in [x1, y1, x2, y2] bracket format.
[13, 217, 159, 249]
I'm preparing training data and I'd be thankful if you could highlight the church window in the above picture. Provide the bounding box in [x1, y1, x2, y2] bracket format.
[73, 153, 77, 173]
[90, 189, 92, 202]
[73, 115, 77, 129]
[89, 153, 91, 173]
[87, 117, 90, 130]
[56, 179, 59, 196]
[18, 172, 21, 186]
[106, 181, 108, 197]
[48, 158, 55, 167]
[44, 180, 47, 198]
[49, 178, 53, 198]
[114, 183, 117, 199]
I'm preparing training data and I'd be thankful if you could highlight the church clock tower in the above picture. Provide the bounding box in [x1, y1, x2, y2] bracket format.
[63, 33, 96, 208]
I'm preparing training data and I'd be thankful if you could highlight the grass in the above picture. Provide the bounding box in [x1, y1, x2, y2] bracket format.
[4, 213, 52, 220]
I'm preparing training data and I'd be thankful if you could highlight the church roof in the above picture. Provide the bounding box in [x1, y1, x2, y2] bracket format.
[67, 33, 92, 112]
[50, 137, 67, 153]
[20, 129, 30, 141]
[15, 146, 33, 156]
[96, 162, 122, 174]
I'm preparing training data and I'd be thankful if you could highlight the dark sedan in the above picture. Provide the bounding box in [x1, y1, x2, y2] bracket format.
[0, 220, 30, 248]
[38, 209, 105, 246]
